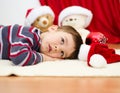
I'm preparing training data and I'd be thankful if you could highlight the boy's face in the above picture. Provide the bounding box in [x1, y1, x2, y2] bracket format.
[40, 25, 75, 59]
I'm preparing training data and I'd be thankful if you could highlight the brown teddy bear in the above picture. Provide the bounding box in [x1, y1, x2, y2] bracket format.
[24, 6, 55, 32]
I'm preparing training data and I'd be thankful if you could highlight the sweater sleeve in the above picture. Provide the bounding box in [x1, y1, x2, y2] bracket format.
[9, 44, 43, 66]
[9, 25, 43, 66]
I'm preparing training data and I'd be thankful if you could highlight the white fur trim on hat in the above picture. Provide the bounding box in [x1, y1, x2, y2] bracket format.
[58, 6, 93, 27]
[78, 44, 90, 61]
[24, 6, 55, 26]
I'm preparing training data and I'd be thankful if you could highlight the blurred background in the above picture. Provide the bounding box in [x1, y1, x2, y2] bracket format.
[0, 0, 40, 25]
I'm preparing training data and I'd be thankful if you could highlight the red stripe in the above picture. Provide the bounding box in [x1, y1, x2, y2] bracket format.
[7, 26, 11, 58]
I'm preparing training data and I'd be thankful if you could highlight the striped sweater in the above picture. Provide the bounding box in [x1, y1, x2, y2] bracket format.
[0, 24, 43, 66]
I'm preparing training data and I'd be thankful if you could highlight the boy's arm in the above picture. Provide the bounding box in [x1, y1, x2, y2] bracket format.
[41, 54, 62, 61]
[10, 45, 61, 66]
[9, 45, 43, 66]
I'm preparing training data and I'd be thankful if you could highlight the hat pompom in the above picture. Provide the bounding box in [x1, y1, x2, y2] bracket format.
[24, 6, 55, 26]
[89, 54, 107, 68]
[58, 6, 93, 28]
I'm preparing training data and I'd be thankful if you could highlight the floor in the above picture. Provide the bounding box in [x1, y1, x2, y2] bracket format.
[0, 76, 120, 93]
[107, 43, 120, 49]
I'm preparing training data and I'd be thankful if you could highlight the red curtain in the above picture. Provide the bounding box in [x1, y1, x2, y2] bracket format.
[39, 0, 120, 43]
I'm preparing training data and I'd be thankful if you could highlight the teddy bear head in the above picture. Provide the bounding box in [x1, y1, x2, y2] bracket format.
[24, 6, 55, 32]
[58, 6, 93, 29]
[58, 6, 93, 43]
[31, 13, 54, 32]
[59, 14, 89, 29]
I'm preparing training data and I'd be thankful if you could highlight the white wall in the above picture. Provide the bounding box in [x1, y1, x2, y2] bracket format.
[0, 0, 41, 25]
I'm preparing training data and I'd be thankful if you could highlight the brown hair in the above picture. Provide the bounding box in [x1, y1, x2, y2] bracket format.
[57, 26, 83, 59]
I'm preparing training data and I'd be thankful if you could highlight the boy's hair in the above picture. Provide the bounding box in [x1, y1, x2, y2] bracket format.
[57, 26, 83, 59]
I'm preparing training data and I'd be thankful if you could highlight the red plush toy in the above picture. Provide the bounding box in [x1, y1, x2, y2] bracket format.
[86, 32, 107, 45]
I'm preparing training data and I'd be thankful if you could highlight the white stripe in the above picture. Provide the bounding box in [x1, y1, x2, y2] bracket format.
[12, 41, 29, 46]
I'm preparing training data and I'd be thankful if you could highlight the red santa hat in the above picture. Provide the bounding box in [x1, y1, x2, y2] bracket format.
[78, 43, 120, 68]
[87, 43, 120, 67]
[24, 6, 55, 26]
[58, 6, 93, 28]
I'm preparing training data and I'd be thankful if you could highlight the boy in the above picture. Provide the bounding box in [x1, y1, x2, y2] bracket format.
[0, 24, 83, 66]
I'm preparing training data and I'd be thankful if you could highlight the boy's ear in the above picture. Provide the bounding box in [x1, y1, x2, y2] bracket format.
[48, 25, 58, 32]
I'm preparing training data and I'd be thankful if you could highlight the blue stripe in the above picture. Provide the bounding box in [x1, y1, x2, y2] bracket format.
[1, 26, 9, 59]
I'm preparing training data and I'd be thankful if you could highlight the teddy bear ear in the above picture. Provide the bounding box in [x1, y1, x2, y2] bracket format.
[58, 6, 93, 27]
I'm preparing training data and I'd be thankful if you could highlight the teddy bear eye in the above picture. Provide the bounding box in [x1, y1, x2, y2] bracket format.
[37, 18, 39, 21]
[46, 16, 49, 19]
[69, 18, 73, 21]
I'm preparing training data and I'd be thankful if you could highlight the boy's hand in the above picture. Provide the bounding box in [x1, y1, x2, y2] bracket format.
[42, 54, 62, 62]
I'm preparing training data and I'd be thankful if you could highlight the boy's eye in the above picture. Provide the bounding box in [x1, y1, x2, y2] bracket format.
[61, 51, 64, 57]
[61, 37, 64, 44]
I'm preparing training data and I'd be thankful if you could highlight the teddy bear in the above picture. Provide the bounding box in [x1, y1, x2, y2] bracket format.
[58, 6, 93, 43]
[24, 5, 55, 32]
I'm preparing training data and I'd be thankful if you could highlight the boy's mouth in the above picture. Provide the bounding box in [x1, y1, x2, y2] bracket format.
[48, 44, 52, 52]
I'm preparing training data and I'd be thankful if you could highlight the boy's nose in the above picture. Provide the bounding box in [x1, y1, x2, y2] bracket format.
[54, 45, 58, 51]
[54, 45, 60, 51]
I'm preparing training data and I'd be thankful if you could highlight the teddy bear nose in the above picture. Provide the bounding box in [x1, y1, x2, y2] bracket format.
[39, 17, 49, 27]
[43, 20, 47, 25]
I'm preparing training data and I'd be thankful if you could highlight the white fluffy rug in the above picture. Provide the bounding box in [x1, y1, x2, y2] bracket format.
[0, 50, 120, 77]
